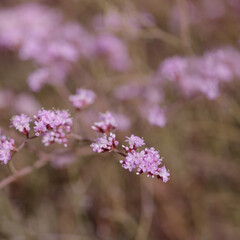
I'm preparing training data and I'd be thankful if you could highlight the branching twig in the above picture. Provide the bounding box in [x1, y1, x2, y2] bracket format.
[0, 154, 50, 189]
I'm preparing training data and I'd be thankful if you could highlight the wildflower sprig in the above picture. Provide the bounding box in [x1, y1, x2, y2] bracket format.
[90, 113, 170, 182]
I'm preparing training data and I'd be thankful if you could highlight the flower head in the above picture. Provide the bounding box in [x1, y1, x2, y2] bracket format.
[158, 165, 170, 183]
[10, 114, 32, 135]
[147, 105, 167, 127]
[92, 111, 117, 133]
[0, 132, 15, 164]
[91, 132, 118, 153]
[120, 135, 170, 182]
[34, 108, 72, 147]
[69, 88, 96, 110]
[124, 134, 145, 151]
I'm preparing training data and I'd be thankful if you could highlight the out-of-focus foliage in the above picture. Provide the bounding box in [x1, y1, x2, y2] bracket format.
[0, 0, 240, 239]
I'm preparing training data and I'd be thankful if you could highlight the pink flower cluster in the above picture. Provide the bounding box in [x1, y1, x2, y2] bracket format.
[90, 114, 170, 182]
[0, 132, 15, 164]
[10, 109, 73, 147]
[157, 47, 240, 100]
[96, 34, 131, 71]
[92, 112, 118, 134]
[0, 4, 95, 91]
[69, 88, 96, 110]
[0, 4, 134, 91]
[121, 135, 170, 181]
[34, 109, 72, 147]
[10, 114, 32, 136]
[147, 105, 167, 128]
[91, 133, 119, 153]
[91, 112, 119, 153]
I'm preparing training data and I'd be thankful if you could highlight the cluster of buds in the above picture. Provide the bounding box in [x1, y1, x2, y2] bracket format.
[91, 112, 118, 153]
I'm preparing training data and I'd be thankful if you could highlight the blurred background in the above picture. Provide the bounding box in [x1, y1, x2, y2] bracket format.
[0, 0, 240, 239]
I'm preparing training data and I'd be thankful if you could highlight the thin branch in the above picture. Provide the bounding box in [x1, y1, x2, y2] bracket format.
[69, 133, 93, 142]
[0, 154, 50, 189]
[113, 149, 127, 157]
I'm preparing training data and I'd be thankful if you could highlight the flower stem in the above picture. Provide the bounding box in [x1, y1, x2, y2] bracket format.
[8, 161, 18, 175]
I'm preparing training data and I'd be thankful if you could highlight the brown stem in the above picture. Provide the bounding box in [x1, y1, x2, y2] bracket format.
[113, 149, 127, 157]
[69, 133, 93, 142]
[8, 161, 18, 174]
[0, 154, 50, 189]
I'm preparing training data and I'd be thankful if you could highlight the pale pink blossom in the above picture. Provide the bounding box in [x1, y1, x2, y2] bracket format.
[92, 112, 118, 133]
[148, 105, 167, 127]
[96, 34, 131, 71]
[10, 114, 32, 135]
[34, 109, 72, 147]
[0, 132, 15, 164]
[69, 88, 96, 110]
[91, 133, 118, 153]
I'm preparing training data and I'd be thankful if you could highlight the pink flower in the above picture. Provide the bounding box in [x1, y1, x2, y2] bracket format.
[0, 132, 15, 164]
[0, 89, 14, 109]
[124, 134, 145, 150]
[13, 94, 41, 115]
[91, 133, 119, 153]
[121, 147, 169, 180]
[69, 88, 96, 110]
[121, 135, 170, 182]
[113, 113, 131, 131]
[28, 64, 69, 92]
[148, 105, 167, 127]
[10, 114, 32, 135]
[34, 109, 72, 147]
[92, 112, 118, 133]
[158, 166, 170, 183]
[158, 56, 187, 82]
[96, 34, 131, 71]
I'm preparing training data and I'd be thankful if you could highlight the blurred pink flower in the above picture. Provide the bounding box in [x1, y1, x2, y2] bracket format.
[148, 105, 167, 128]
[113, 113, 131, 131]
[96, 34, 131, 71]
[157, 47, 240, 99]
[69, 88, 96, 110]
[0, 132, 15, 164]
[92, 112, 118, 134]
[0, 90, 14, 109]
[28, 64, 69, 91]
[51, 151, 76, 168]
[14, 94, 41, 115]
